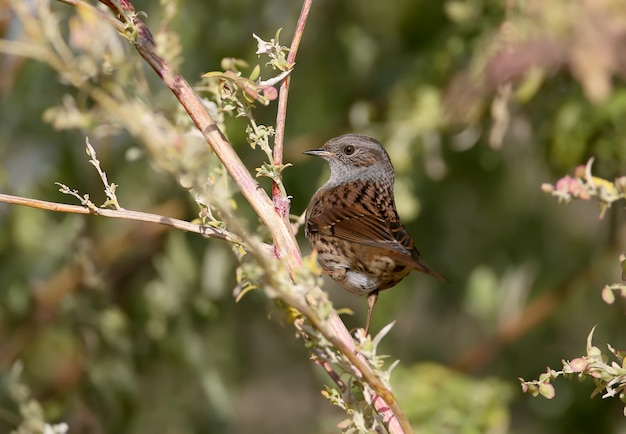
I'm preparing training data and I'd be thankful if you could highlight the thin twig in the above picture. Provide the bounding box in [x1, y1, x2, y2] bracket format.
[272, 0, 314, 219]
[0, 193, 243, 244]
[314, 358, 347, 391]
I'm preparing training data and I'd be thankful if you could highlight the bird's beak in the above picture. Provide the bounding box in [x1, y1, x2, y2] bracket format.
[303, 148, 333, 158]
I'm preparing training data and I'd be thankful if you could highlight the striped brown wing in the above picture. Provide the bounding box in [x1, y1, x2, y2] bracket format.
[306, 178, 419, 261]
[309, 206, 416, 258]
[306, 181, 448, 282]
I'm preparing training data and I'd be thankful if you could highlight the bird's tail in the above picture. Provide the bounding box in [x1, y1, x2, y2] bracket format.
[409, 257, 450, 284]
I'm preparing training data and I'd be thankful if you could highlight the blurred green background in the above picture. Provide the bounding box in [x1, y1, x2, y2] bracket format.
[0, 0, 625, 433]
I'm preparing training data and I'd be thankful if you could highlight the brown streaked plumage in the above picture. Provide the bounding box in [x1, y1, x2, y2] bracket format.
[304, 134, 447, 335]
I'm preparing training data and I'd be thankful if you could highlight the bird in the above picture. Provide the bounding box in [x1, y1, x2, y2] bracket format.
[304, 134, 448, 335]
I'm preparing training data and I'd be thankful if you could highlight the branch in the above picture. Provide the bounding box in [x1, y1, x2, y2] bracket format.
[272, 0, 313, 218]
[0, 193, 245, 245]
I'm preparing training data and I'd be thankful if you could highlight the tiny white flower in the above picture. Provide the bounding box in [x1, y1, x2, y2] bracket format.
[252, 33, 273, 55]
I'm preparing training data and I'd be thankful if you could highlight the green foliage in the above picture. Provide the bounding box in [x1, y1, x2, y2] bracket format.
[393, 363, 511, 433]
[1, 0, 626, 433]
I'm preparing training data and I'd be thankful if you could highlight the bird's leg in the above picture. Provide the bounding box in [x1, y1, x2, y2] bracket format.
[365, 290, 378, 336]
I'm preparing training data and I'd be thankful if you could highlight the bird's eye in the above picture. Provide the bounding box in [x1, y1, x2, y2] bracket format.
[343, 145, 355, 155]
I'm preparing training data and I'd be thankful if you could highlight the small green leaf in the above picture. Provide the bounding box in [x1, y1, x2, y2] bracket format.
[249, 64, 260, 81]
[586, 326, 597, 354]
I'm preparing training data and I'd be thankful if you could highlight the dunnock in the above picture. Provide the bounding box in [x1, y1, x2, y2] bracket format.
[304, 134, 447, 335]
